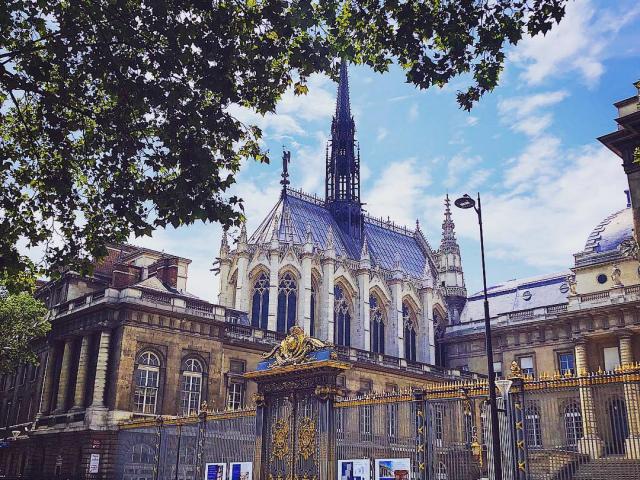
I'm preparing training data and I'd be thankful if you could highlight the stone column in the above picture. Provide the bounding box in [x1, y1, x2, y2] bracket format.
[90, 330, 111, 408]
[53, 339, 74, 413]
[38, 347, 57, 415]
[267, 247, 280, 332]
[217, 232, 231, 307]
[356, 242, 371, 351]
[620, 334, 634, 366]
[575, 341, 604, 458]
[389, 277, 403, 358]
[300, 232, 313, 334]
[71, 335, 91, 410]
[321, 259, 335, 343]
[419, 285, 434, 364]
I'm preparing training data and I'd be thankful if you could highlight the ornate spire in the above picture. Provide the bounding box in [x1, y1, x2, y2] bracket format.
[325, 59, 363, 244]
[239, 223, 247, 244]
[422, 262, 433, 289]
[280, 149, 291, 195]
[326, 225, 335, 251]
[360, 237, 369, 259]
[440, 194, 459, 253]
[305, 222, 313, 244]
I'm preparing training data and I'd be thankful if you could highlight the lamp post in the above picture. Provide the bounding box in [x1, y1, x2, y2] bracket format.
[454, 193, 503, 480]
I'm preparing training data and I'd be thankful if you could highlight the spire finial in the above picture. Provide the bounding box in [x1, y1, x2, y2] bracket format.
[305, 222, 313, 244]
[326, 225, 335, 250]
[335, 60, 351, 122]
[239, 223, 247, 244]
[393, 252, 402, 272]
[220, 230, 230, 257]
[442, 194, 456, 243]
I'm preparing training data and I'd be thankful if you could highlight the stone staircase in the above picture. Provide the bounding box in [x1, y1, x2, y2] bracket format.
[572, 457, 640, 480]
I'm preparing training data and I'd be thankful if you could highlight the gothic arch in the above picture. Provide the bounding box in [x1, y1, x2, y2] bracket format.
[334, 281, 354, 347]
[402, 295, 421, 326]
[402, 300, 418, 362]
[248, 263, 270, 282]
[334, 274, 358, 300]
[278, 264, 301, 280]
[369, 290, 387, 354]
[369, 280, 392, 305]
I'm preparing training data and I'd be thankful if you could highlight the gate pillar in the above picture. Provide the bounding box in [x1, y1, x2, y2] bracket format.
[245, 326, 350, 480]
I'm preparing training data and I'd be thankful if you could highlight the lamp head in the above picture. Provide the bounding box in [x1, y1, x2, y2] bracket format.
[454, 194, 476, 210]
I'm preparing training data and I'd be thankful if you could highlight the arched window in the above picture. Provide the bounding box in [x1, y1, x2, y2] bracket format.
[251, 272, 269, 329]
[277, 272, 297, 333]
[403, 302, 417, 362]
[436, 462, 448, 480]
[180, 358, 203, 416]
[134, 351, 160, 414]
[564, 402, 583, 447]
[334, 285, 351, 347]
[370, 294, 385, 354]
[310, 278, 318, 337]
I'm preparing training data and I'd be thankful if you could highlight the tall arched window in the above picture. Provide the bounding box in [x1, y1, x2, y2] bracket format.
[134, 351, 160, 414]
[403, 302, 417, 362]
[564, 402, 583, 447]
[277, 272, 297, 333]
[310, 278, 318, 337]
[251, 272, 269, 329]
[180, 358, 203, 416]
[370, 294, 385, 354]
[334, 285, 351, 347]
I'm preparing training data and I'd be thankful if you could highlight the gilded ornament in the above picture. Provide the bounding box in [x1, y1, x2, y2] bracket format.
[298, 417, 317, 461]
[252, 392, 265, 407]
[272, 418, 290, 460]
[264, 326, 329, 367]
[510, 361, 522, 378]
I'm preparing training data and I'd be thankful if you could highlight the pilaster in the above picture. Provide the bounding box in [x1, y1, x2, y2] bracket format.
[38, 347, 56, 415]
[267, 247, 280, 332]
[575, 341, 604, 458]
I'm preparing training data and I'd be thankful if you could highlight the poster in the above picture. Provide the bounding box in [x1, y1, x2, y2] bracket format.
[205, 463, 226, 480]
[229, 462, 252, 480]
[89, 453, 100, 474]
[339, 459, 371, 480]
[374, 458, 411, 480]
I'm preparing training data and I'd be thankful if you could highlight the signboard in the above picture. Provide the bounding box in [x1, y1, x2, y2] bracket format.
[204, 463, 226, 480]
[374, 458, 411, 480]
[229, 462, 252, 480]
[339, 459, 371, 480]
[89, 453, 100, 474]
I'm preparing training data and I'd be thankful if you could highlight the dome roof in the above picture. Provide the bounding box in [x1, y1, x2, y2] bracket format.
[584, 207, 633, 254]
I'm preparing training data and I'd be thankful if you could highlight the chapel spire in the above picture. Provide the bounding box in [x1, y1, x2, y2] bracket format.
[326, 60, 363, 243]
[438, 194, 467, 324]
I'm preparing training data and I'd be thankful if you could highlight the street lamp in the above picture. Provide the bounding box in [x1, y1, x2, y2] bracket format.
[454, 193, 503, 480]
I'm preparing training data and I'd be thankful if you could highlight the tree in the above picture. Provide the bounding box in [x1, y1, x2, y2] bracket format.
[1, 0, 567, 280]
[0, 288, 49, 374]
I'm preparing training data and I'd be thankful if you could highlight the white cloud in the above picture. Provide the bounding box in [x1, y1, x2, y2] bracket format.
[408, 104, 419, 121]
[503, 135, 562, 190]
[510, 0, 640, 86]
[365, 158, 431, 227]
[466, 116, 479, 127]
[376, 127, 389, 142]
[512, 113, 553, 137]
[278, 74, 335, 122]
[498, 90, 568, 138]
[444, 154, 484, 189]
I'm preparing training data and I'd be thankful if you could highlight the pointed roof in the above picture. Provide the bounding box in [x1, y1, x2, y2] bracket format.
[335, 60, 351, 123]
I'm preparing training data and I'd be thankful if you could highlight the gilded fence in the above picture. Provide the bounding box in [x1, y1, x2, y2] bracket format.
[113, 365, 640, 480]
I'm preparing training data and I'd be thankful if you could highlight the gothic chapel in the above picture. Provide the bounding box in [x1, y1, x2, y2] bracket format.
[216, 62, 467, 366]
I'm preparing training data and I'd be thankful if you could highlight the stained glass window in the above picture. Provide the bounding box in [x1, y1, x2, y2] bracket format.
[251, 272, 269, 329]
[370, 294, 385, 354]
[403, 302, 417, 362]
[334, 285, 351, 347]
[277, 272, 297, 333]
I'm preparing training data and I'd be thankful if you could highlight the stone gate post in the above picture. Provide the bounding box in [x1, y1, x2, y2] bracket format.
[245, 326, 349, 480]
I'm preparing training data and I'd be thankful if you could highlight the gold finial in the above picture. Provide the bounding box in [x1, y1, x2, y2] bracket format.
[510, 361, 522, 378]
[263, 325, 328, 367]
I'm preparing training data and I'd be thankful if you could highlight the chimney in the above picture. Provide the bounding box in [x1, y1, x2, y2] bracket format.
[149, 257, 179, 289]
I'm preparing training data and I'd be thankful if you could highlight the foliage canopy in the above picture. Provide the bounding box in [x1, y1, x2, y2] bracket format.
[1, 0, 567, 279]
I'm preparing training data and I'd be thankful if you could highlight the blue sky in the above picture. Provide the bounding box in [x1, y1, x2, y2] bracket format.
[136, 0, 640, 301]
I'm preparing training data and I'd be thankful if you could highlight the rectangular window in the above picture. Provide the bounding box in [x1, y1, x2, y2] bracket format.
[336, 376, 346, 388]
[227, 382, 244, 410]
[336, 408, 345, 440]
[558, 352, 575, 375]
[387, 403, 398, 439]
[493, 362, 503, 379]
[359, 405, 373, 441]
[520, 356, 535, 377]
[229, 360, 246, 374]
[359, 379, 372, 394]
[604, 346, 620, 372]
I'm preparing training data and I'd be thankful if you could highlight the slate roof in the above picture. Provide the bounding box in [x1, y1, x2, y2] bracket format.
[460, 271, 570, 322]
[248, 190, 433, 278]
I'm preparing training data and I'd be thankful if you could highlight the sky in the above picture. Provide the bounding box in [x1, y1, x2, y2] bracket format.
[134, 0, 640, 302]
